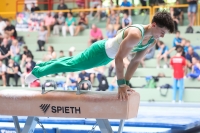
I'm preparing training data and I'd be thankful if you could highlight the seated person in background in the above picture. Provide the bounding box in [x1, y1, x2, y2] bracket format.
[4, 19, 17, 39]
[6, 59, 21, 86]
[185, 46, 200, 69]
[43, 46, 57, 61]
[187, 57, 200, 80]
[120, 0, 132, 16]
[59, 50, 65, 58]
[170, 7, 179, 32]
[21, 46, 33, 67]
[121, 10, 132, 29]
[76, 0, 85, 9]
[173, 31, 182, 47]
[74, 12, 88, 36]
[53, 12, 65, 36]
[21, 55, 36, 87]
[65, 72, 78, 90]
[62, 12, 76, 36]
[88, 24, 103, 46]
[96, 0, 107, 21]
[0, 38, 11, 66]
[37, 26, 48, 51]
[0, 60, 6, 86]
[68, 46, 75, 57]
[168, 38, 186, 55]
[10, 39, 20, 63]
[44, 12, 55, 37]
[77, 70, 91, 90]
[173, 0, 183, 25]
[156, 41, 169, 68]
[140, 46, 155, 68]
[30, 3, 40, 12]
[106, 9, 120, 31]
[106, 24, 117, 39]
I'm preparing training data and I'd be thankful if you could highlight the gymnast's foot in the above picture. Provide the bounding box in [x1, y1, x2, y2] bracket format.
[25, 66, 39, 84]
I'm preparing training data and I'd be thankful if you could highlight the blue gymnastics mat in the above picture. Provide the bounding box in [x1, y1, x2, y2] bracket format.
[85, 105, 200, 131]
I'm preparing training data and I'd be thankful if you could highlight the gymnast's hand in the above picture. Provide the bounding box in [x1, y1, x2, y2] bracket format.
[118, 85, 134, 101]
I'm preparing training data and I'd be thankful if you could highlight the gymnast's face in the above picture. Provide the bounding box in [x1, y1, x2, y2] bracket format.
[151, 22, 168, 39]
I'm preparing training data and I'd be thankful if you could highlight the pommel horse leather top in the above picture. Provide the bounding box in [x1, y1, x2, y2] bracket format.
[0, 89, 140, 119]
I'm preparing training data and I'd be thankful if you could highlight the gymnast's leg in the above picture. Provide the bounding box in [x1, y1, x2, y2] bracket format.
[25, 40, 113, 84]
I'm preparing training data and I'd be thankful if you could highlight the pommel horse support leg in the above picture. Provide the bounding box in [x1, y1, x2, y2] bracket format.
[0, 80, 140, 133]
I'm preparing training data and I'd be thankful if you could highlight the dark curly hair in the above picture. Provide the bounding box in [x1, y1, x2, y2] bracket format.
[152, 10, 175, 33]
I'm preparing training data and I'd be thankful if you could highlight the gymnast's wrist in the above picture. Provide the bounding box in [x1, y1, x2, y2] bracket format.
[125, 80, 129, 85]
[117, 79, 126, 87]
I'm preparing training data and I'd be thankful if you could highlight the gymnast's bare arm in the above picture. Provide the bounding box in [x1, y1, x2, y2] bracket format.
[115, 27, 141, 101]
[125, 40, 157, 82]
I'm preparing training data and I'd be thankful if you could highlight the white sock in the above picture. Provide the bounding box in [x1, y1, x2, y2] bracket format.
[25, 72, 38, 84]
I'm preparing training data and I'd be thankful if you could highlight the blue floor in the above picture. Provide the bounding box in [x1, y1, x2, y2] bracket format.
[0, 102, 200, 133]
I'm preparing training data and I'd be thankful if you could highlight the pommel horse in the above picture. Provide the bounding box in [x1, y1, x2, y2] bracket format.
[0, 80, 140, 133]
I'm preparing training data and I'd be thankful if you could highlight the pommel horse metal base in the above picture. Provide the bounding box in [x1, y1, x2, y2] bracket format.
[0, 80, 140, 133]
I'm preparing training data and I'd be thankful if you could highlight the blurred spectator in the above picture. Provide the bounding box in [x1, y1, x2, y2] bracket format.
[170, 46, 186, 103]
[141, 46, 155, 67]
[90, 0, 101, 19]
[57, 0, 68, 17]
[44, 12, 55, 36]
[62, 12, 76, 36]
[122, 10, 132, 28]
[23, 4, 30, 13]
[30, 3, 40, 12]
[59, 50, 65, 58]
[108, 60, 116, 77]
[37, 26, 48, 51]
[109, 0, 116, 9]
[120, 0, 132, 16]
[185, 46, 200, 65]
[139, 0, 147, 15]
[106, 24, 117, 39]
[74, 12, 88, 36]
[10, 39, 20, 63]
[0, 17, 6, 39]
[106, 9, 120, 31]
[6, 59, 21, 86]
[43, 46, 57, 61]
[21, 46, 33, 67]
[0, 38, 11, 66]
[76, 0, 85, 8]
[68, 46, 75, 57]
[173, 31, 182, 47]
[78, 70, 91, 90]
[21, 55, 36, 87]
[53, 12, 65, 36]
[170, 7, 179, 32]
[96, 0, 107, 21]
[4, 19, 17, 39]
[0, 60, 6, 86]
[157, 41, 169, 68]
[187, 57, 200, 80]
[65, 72, 78, 90]
[173, 0, 183, 25]
[57, 0, 68, 10]
[187, 0, 197, 27]
[88, 24, 103, 46]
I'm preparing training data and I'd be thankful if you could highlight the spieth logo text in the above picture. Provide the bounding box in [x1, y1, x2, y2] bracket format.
[40, 104, 81, 114]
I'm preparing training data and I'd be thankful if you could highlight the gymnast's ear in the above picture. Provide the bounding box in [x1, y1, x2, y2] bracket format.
[151, 22, 157, 28]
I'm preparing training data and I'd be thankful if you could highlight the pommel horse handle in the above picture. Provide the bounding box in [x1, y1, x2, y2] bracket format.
[41, 80, 57, 94]
[76, 80, 92, 95]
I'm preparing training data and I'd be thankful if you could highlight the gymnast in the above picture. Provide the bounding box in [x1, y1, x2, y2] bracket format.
[25, 11, 175, 101]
